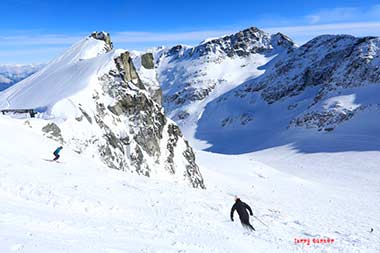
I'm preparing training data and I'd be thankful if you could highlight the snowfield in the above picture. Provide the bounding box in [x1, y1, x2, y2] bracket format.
[0, 116, 379, 253]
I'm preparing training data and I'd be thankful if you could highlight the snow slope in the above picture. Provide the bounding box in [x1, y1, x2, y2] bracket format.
[0, 37, 113, 110]
[0, 116, 378, 252]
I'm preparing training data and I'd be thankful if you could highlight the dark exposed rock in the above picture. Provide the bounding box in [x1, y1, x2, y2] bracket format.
[114, 51, 145, 89]
[141, 53, 154, 69]
[176, 110, 190, 120]
[95, 61, 205, 188]
[166, 124, 181, 174]
[165, 84, 216, 106]
[182, 140, 205, 189]
[42, 123, 63, 143]
[164, 123, 204, 189]
[167, 45, 186, 58]
[289, 109, 356, 131]
[130, 145, 149, 176]
[151, 88, 163, 105]
[79, 107, 92, 124]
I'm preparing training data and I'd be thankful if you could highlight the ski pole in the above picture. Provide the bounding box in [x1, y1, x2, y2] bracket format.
[252, 214, 268, 227]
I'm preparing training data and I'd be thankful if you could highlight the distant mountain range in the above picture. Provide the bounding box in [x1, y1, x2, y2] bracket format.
[0, 64, 44, 91]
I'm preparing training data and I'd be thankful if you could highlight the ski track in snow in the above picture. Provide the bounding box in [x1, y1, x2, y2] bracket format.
[0, 117, 379, 252]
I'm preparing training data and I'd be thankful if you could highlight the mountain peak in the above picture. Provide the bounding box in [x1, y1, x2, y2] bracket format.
[188, 26, 294, 58]
[90, 31, 113, 51]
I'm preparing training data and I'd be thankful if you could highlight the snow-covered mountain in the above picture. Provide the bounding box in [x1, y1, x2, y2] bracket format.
[0, 64, 44, 91]
[142, 27, 294, 139]
[0, 32, 204, 188]
[132, 27, 380, 155]
[196, 34, 380, 153]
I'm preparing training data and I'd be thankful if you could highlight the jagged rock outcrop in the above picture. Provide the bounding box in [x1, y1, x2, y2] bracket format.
[42, 123, 64, 143]
[131, 52, 163, 105]
[91, 66, 205, 188]
[141, 53, 154, 69]
[90, 31, 113, 52]
[115, 52, 145, 89]
[81, 38, 204, 188]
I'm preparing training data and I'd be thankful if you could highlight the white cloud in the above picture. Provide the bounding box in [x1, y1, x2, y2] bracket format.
[305, 5, 380, 25]
[265, 22, 380, 45]
[306, 7, 358, 24]
[266, 21, 380, 36]
[112, 30, 234, 43]
[0, 47, 65, 64]
[0, 34, 83, 46]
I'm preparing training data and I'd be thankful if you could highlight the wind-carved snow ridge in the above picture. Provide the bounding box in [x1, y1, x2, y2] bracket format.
[0, 32, 205, 188]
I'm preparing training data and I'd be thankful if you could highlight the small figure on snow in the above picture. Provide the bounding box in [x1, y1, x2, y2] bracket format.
[230, 196, 255, 231]
[53, 146, 63, 161]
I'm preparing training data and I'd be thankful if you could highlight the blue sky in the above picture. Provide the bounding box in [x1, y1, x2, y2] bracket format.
[1, 0, 380, 64]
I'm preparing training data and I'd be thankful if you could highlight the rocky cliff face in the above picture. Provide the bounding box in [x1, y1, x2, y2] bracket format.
[114, 51, 144, 89]
[69, 36, 204, 188]
[84, 68, 204, 188]
[0, 33, 205, 188]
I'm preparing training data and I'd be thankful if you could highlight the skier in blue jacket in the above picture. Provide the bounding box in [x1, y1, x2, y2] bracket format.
[53, 146, 63, 161]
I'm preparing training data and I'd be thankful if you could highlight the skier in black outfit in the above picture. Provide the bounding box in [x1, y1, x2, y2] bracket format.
[230, 196, 255, 231]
